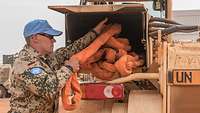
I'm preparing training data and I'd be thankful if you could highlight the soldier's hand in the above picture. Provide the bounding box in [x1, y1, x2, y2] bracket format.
[105, 24, 122, 36]
[64, 57, 80, 72]
[93, 18, 108, 34]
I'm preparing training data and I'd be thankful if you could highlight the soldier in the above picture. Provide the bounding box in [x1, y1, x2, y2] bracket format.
[8, 19, 121, 113]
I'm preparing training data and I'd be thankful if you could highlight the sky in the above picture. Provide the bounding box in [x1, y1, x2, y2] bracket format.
[173, 0, 200, 10]
[0, 0, 200, 63]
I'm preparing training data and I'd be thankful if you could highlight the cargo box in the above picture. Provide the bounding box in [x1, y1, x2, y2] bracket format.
[49, 4, 152, 67]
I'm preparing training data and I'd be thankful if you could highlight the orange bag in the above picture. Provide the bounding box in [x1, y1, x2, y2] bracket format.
[106, 37, 131, 51]
[116, 49, 127, 59]
[90, 63, 114, 80]
[85, 49, 105, 64]
[71, 25, 121, 64]
[105, 48, 117, 63]
[98, 61, 116, 72]
[62, 24, 122, 110]
[116, 38, 130, 45]
[62, 73, 82, 111]
[114, 55, 138, 77]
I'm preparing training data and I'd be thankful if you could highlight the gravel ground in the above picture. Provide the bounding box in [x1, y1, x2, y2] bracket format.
[0, 98, 69, 113]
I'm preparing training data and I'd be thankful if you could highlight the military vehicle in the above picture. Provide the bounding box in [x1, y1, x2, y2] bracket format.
[49, 0, 200, 113]
[0, 64, 12, 98]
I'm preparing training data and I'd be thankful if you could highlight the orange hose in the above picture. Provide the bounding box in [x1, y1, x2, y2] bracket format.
[106, 37, 131, 51]
[86, 49, 105, 64]
[114, 55, 138, 77]
[90, 63, 114, 80]
[72, 25, 121, 64]
[116, 49, 127, 59]
[98, 61, 117, 72]
[105, 48, 116, 63]
[128, 52, 139, 60]
[80, 63, 93, 70]
[62, 73, 82, 111]
[116, 38, 130, 45]
[62, 24, 122, 110]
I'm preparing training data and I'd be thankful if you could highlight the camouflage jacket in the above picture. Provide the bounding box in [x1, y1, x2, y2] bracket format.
[8, 31, 97, 113]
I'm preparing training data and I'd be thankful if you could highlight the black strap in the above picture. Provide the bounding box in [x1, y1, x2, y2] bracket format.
[91, 29, 99, 36]
[65, 65, 74, 72]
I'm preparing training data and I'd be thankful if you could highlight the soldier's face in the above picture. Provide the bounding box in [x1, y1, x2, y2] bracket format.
[36, 34, 56, 55]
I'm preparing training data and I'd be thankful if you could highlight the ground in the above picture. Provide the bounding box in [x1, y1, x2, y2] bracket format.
[0, 98, 69, 113]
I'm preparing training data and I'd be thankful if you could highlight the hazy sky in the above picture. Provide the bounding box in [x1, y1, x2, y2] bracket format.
[0, 0, 200, 63]
[173, 0, 200, 10]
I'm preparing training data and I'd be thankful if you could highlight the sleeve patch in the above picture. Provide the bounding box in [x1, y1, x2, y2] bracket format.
[29, 67, 44, 76]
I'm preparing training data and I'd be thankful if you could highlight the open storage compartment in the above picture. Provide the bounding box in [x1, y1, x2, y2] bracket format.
[49, 4, 148, 66]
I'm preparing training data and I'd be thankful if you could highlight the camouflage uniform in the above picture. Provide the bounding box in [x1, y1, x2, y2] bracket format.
[8, 31, 97, 113]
